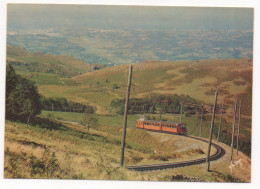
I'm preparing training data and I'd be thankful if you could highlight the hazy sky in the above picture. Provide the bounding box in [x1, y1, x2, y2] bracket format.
[7, 4, 254, 31]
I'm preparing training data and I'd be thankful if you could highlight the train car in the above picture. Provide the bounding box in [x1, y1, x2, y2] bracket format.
[136, 117, 187, 135]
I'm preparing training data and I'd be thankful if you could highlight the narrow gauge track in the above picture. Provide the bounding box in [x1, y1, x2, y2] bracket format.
[128, 133, 225, 172]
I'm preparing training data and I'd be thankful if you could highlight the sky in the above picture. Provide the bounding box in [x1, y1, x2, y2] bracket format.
[7, 4, 254, 31]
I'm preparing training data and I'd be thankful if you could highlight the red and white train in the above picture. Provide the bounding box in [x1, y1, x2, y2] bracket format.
[136, 117, 187, 135]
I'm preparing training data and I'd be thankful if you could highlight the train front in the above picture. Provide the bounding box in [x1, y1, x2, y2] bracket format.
[178, 123, 187, 135]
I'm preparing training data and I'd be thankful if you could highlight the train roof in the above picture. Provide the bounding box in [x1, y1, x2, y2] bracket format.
[137, 118, 185, 125]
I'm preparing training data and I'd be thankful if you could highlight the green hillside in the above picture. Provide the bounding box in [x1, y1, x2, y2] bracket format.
[7, 45, 252, 116]
[6, 46, 252, 118]
[4, 119, 250, 181]
[72, 58, 252, 115]
[6, 45, 95, 77]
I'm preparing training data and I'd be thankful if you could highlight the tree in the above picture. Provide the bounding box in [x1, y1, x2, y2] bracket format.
[6, 63, 41, 122]
[82, 112, 98, 133]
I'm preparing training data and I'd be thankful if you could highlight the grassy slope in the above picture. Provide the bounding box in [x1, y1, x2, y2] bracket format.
[4, 119, 250, 182]
[6, 45, 94, 77]
[5, 51, 252, 180]
[34, 58, 252, 116]
[6, 45, 252, 116]
[20, 58, 252, 144]
[73, 59, 252, 112]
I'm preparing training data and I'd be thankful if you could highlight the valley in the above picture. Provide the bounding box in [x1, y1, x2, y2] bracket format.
[7, 28, 253, 65]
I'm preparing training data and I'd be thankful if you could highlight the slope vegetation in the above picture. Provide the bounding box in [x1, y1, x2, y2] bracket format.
[73, 58, 252, 115]
[4, 119, 250, 182]
[7, 45, 95, 77]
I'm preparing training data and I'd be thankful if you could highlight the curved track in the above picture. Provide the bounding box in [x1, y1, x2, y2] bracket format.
[128, 134, 225, 171]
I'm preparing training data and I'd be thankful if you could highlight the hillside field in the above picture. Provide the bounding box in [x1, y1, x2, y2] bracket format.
[4, 118, 251, 182]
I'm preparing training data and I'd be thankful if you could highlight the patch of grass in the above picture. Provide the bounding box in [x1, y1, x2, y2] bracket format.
[5, 146, 62, 178]
[30, 72, 63, 85]
[40, 111, 139, 128]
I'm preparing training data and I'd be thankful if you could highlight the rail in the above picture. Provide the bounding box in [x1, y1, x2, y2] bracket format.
[128, 134, 225, 171]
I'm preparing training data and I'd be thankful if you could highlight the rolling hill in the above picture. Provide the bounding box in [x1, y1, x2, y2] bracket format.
[72, 58, 252, 115]
[6, 46, 252, 117]
[6, 45, 98, 77]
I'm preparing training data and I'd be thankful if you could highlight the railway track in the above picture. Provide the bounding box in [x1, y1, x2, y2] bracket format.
[128, 134, 225, 171]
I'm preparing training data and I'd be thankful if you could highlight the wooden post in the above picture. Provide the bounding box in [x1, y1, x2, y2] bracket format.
[160, 102, 162, 120]
[180, 102, 183, 122]
[69, 106, 71, 120]
[230, 99, 238, 163]
[206, 91, 218, 172]
[199, 104, 204, 137]
[120, 65, 133, 166]
[217, 104, 224, 142]
[236, 100, 241, 155]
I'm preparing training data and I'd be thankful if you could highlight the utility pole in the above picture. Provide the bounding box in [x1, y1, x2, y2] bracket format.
[230, 99, 238, 163]
[120, 65, 133, 166]
[199, 104, 204, 137]
[160, 102, 162, 120]
[236, 100, 241, 155]
[180, 102, 183, 122]
[206, 90, 218, 172]
[217, 104, 224, 142]
[69, 106, 71, 121]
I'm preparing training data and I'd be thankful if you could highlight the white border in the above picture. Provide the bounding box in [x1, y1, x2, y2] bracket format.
[0, 1, 259, 189]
